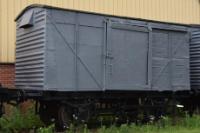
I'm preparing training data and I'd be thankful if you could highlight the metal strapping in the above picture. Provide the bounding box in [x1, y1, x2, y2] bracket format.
[152, 32, 188, 87]
[47, 14, 103, 90]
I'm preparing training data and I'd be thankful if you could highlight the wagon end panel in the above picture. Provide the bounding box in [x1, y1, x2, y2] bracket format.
[190, 30, 200, 90]
[15, 7, 47, 90]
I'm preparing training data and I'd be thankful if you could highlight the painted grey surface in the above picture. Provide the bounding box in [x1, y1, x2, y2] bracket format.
[15, 8, 46, 90]
[15, 6, 191, 91]
[190, 30, 200, 89]
[106, 21, 149, 90]
[152, 30, 190, 91]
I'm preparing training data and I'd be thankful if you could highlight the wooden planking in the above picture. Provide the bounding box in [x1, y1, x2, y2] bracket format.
[0, 0, 200, 63]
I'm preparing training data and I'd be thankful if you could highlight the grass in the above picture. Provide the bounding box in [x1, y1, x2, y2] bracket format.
[66, 115, 200, 133]
[1, 106, 200, 133]
[96, 124, 200, 133]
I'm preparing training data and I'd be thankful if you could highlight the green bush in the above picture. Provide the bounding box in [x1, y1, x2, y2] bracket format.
[0, 107, 43, 133]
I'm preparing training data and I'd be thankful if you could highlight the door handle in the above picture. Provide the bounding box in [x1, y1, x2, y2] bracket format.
[106, 55, 114, 59]
[105, 53, 114, 59]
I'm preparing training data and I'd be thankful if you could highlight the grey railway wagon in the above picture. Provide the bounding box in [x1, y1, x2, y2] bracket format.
[190, 30, 200, 89]
[15, 5, 190, 91]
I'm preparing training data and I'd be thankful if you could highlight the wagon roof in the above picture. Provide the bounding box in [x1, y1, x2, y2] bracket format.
[15, 4, 199, 27]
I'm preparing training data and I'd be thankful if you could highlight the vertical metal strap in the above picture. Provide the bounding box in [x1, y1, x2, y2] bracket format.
[148, 24, 153, 89]
[169, 32, 173, 91]
[103, 19, 108, 91]
[74, 13, 79, 91]
[105, 20, 114, 89]
[106, 20, 113, 76]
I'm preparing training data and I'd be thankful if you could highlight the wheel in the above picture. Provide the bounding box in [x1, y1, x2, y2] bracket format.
[56, 105, 73, 131]
[39, 104, 53, 125]
[39, 102, 58, 125]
